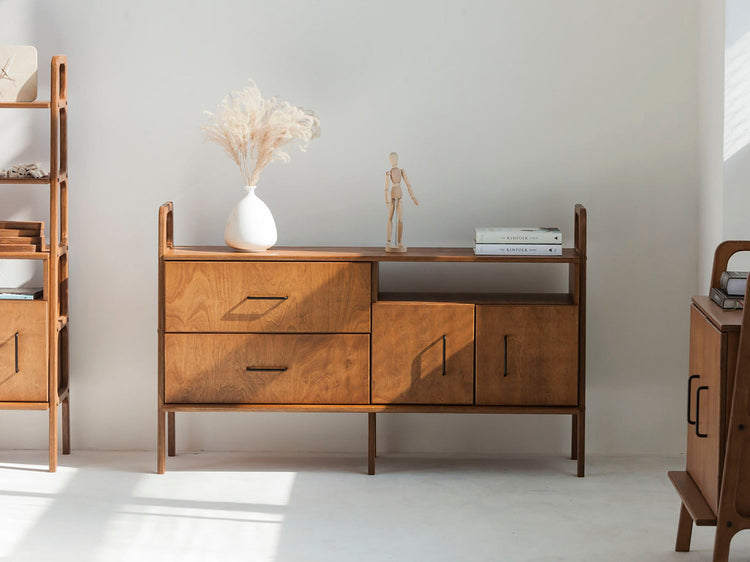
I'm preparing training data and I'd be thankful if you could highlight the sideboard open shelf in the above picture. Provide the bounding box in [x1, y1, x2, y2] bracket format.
[0, 56, 70, 472]
[157, 203, 587, 476]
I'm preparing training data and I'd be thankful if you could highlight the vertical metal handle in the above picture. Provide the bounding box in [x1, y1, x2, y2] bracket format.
[503, 335, 509, 377]
[687, 375, 699, 425]
[442, 334, 446, 376]
[695, 385, 709, 438]
[14, 331, 19, 373]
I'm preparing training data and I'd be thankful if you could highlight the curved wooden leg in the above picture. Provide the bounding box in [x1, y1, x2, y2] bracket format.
[675, 503, 693, 552]
[712, 524, 735, 562]
[168, 412, 176, 457]
[157, 409, 166, 474]
[368, 413, 376, 475]
[62, 395, 70, 455]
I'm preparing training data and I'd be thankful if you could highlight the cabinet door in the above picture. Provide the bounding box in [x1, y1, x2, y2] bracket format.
[371, 302, 474, 404]
[686, 305, 723, 514]
[0, 301, 48, 402]
[476, 305, 578, 406]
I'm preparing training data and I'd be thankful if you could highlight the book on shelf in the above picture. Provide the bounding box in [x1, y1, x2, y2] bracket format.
[474, 243, 563, 256]
[0, 287, 43, 300]
[474, 226, 561, 244]
[710, 287, 744, 310]
[720, 271, 748, 296]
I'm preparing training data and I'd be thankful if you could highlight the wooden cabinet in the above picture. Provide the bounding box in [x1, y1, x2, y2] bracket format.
[158, 203, 587, 476]
[0, 301, 48, 402]
[0, 56, 70, 471]
[372, 302, 474, 405]
[476, 305, 578, 406]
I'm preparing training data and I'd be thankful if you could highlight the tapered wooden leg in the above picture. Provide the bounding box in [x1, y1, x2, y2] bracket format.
[168, 412, 176, 457]
[48, 398, 58, 472]
[712, 524, 735, 562]
[675, 504, 693, 552]
[157, 409, 166, 474]
[571, 414, 578, 460]
[368, 413, 376, 475]
[62, 395, 70, 455]
[576, 411, 585, 477]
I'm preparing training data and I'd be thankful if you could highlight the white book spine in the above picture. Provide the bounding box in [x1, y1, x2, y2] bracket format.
[474, 228, 562, 244]
[474, 244, 563, 256]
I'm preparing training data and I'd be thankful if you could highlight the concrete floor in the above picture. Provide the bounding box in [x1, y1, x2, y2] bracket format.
[0, 452, 748, 561]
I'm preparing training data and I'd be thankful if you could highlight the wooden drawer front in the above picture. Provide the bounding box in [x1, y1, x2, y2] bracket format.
[164, 333, 369, 404]
[0, 301, 48, 402]
[372, 302, 474, 405]
[476, 305, 578, 406]
[165, 262, 371, 333]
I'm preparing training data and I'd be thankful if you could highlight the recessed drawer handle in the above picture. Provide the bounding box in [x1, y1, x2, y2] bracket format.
[246, 366, 288, 372]
[442, 334, 446, 376]
[246, 296, 288, 301]
[695, 385, 709, 438]
[687, 374, 699, 425]
[504, 335, 509, 377]
[14, 331, 19, 373]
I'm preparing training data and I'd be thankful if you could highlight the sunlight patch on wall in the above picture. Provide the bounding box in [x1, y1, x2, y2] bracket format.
[725, 30, 750, 161]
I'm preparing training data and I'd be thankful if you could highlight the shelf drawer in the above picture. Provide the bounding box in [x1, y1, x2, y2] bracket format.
[0, 301, 48, 402]
[476, 305, 578, 406]
[372, 302, 474, 404]
[164, 333, 370, 404]
[165, 262, 371, 333]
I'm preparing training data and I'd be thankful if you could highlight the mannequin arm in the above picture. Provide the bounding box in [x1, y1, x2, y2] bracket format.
[385, 172, 390, 204]
[402, 170, 418, 205]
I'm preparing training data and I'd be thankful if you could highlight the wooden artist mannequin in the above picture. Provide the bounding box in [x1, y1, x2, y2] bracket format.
[385, 152, 418, 252]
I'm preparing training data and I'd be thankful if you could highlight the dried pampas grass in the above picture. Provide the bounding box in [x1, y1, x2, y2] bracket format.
[202, 80, 321, 187]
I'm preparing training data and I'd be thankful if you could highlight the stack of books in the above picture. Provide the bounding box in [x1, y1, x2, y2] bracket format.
[711, 271, 748, 310]
[474, 227, 562, 256]
[0, 220, 45, 253]
[0, 288, 43, 300]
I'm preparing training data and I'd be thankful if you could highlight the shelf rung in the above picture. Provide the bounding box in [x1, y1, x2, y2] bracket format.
[0, 101, 51, 109]
[668, 471, 717, 526]
[0, 177, 51, 185]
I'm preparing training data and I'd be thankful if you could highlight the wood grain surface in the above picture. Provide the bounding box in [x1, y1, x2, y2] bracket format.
[165, 261, 371, 333]
[475, 305, 578, 406]
[371, 302, 474, 404]
[0, 301, 48, 401]
[165, 333, 369, 404]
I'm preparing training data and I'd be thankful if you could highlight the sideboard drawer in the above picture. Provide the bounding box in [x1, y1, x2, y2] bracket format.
[165, 262, 371, 333]
[164, 333, 370, 404]
[475, 305, 578, 406]
[0, 301, 48, 402]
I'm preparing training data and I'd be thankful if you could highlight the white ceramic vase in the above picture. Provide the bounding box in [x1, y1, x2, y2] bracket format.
[225, 186, 278, 252]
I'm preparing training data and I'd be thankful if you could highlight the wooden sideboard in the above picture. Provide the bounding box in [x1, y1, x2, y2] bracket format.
[157, 203, 587, 476]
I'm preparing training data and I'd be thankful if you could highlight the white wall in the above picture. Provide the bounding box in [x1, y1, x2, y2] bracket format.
[0, 0, 699, 457]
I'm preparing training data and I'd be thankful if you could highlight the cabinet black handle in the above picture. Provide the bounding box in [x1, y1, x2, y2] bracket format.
[695, 385, 709, 438]
[687, 374, 699, 425]
[246, 366, 288, 372]
[442, 334, 447, 376]
[246, 296, 288, 301]
[503, 335, 509, 377]
[14, 332, 19, 373]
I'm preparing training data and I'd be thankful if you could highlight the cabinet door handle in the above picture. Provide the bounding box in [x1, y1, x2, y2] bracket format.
[246, 296, 288, 301]
[442, 334, 447, 376]
[503, 335, 509, 377]
[695, 385, 709, 438]
[246, 366, 288, 372]
[14, 331, 19, 373]
[687, 374, 699, 425]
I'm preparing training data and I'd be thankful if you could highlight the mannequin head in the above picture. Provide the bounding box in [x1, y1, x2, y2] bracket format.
[389, 152, 398, 167]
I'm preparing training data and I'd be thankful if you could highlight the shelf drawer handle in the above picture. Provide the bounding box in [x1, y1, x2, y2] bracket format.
[246, 296, 288, 301]
[442, 334, 447, 376]
[503, 335, 509, 377]
[687, 374, 699, 425]
[14, 332, 19, 373]
[246, 366, 288, 372]
[695, 385, 709, 438]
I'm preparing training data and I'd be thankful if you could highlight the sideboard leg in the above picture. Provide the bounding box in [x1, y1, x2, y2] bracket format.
[157, 409, 166, 474]
[675, 503, 693, 552]
[368, 413, 376, 475]
[712, 523, 735, 562]
[168, 412, 176, 457]
[571, 414, 578, 460]
[62, 394, 71, 455]
[576, 411, 585, 477]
